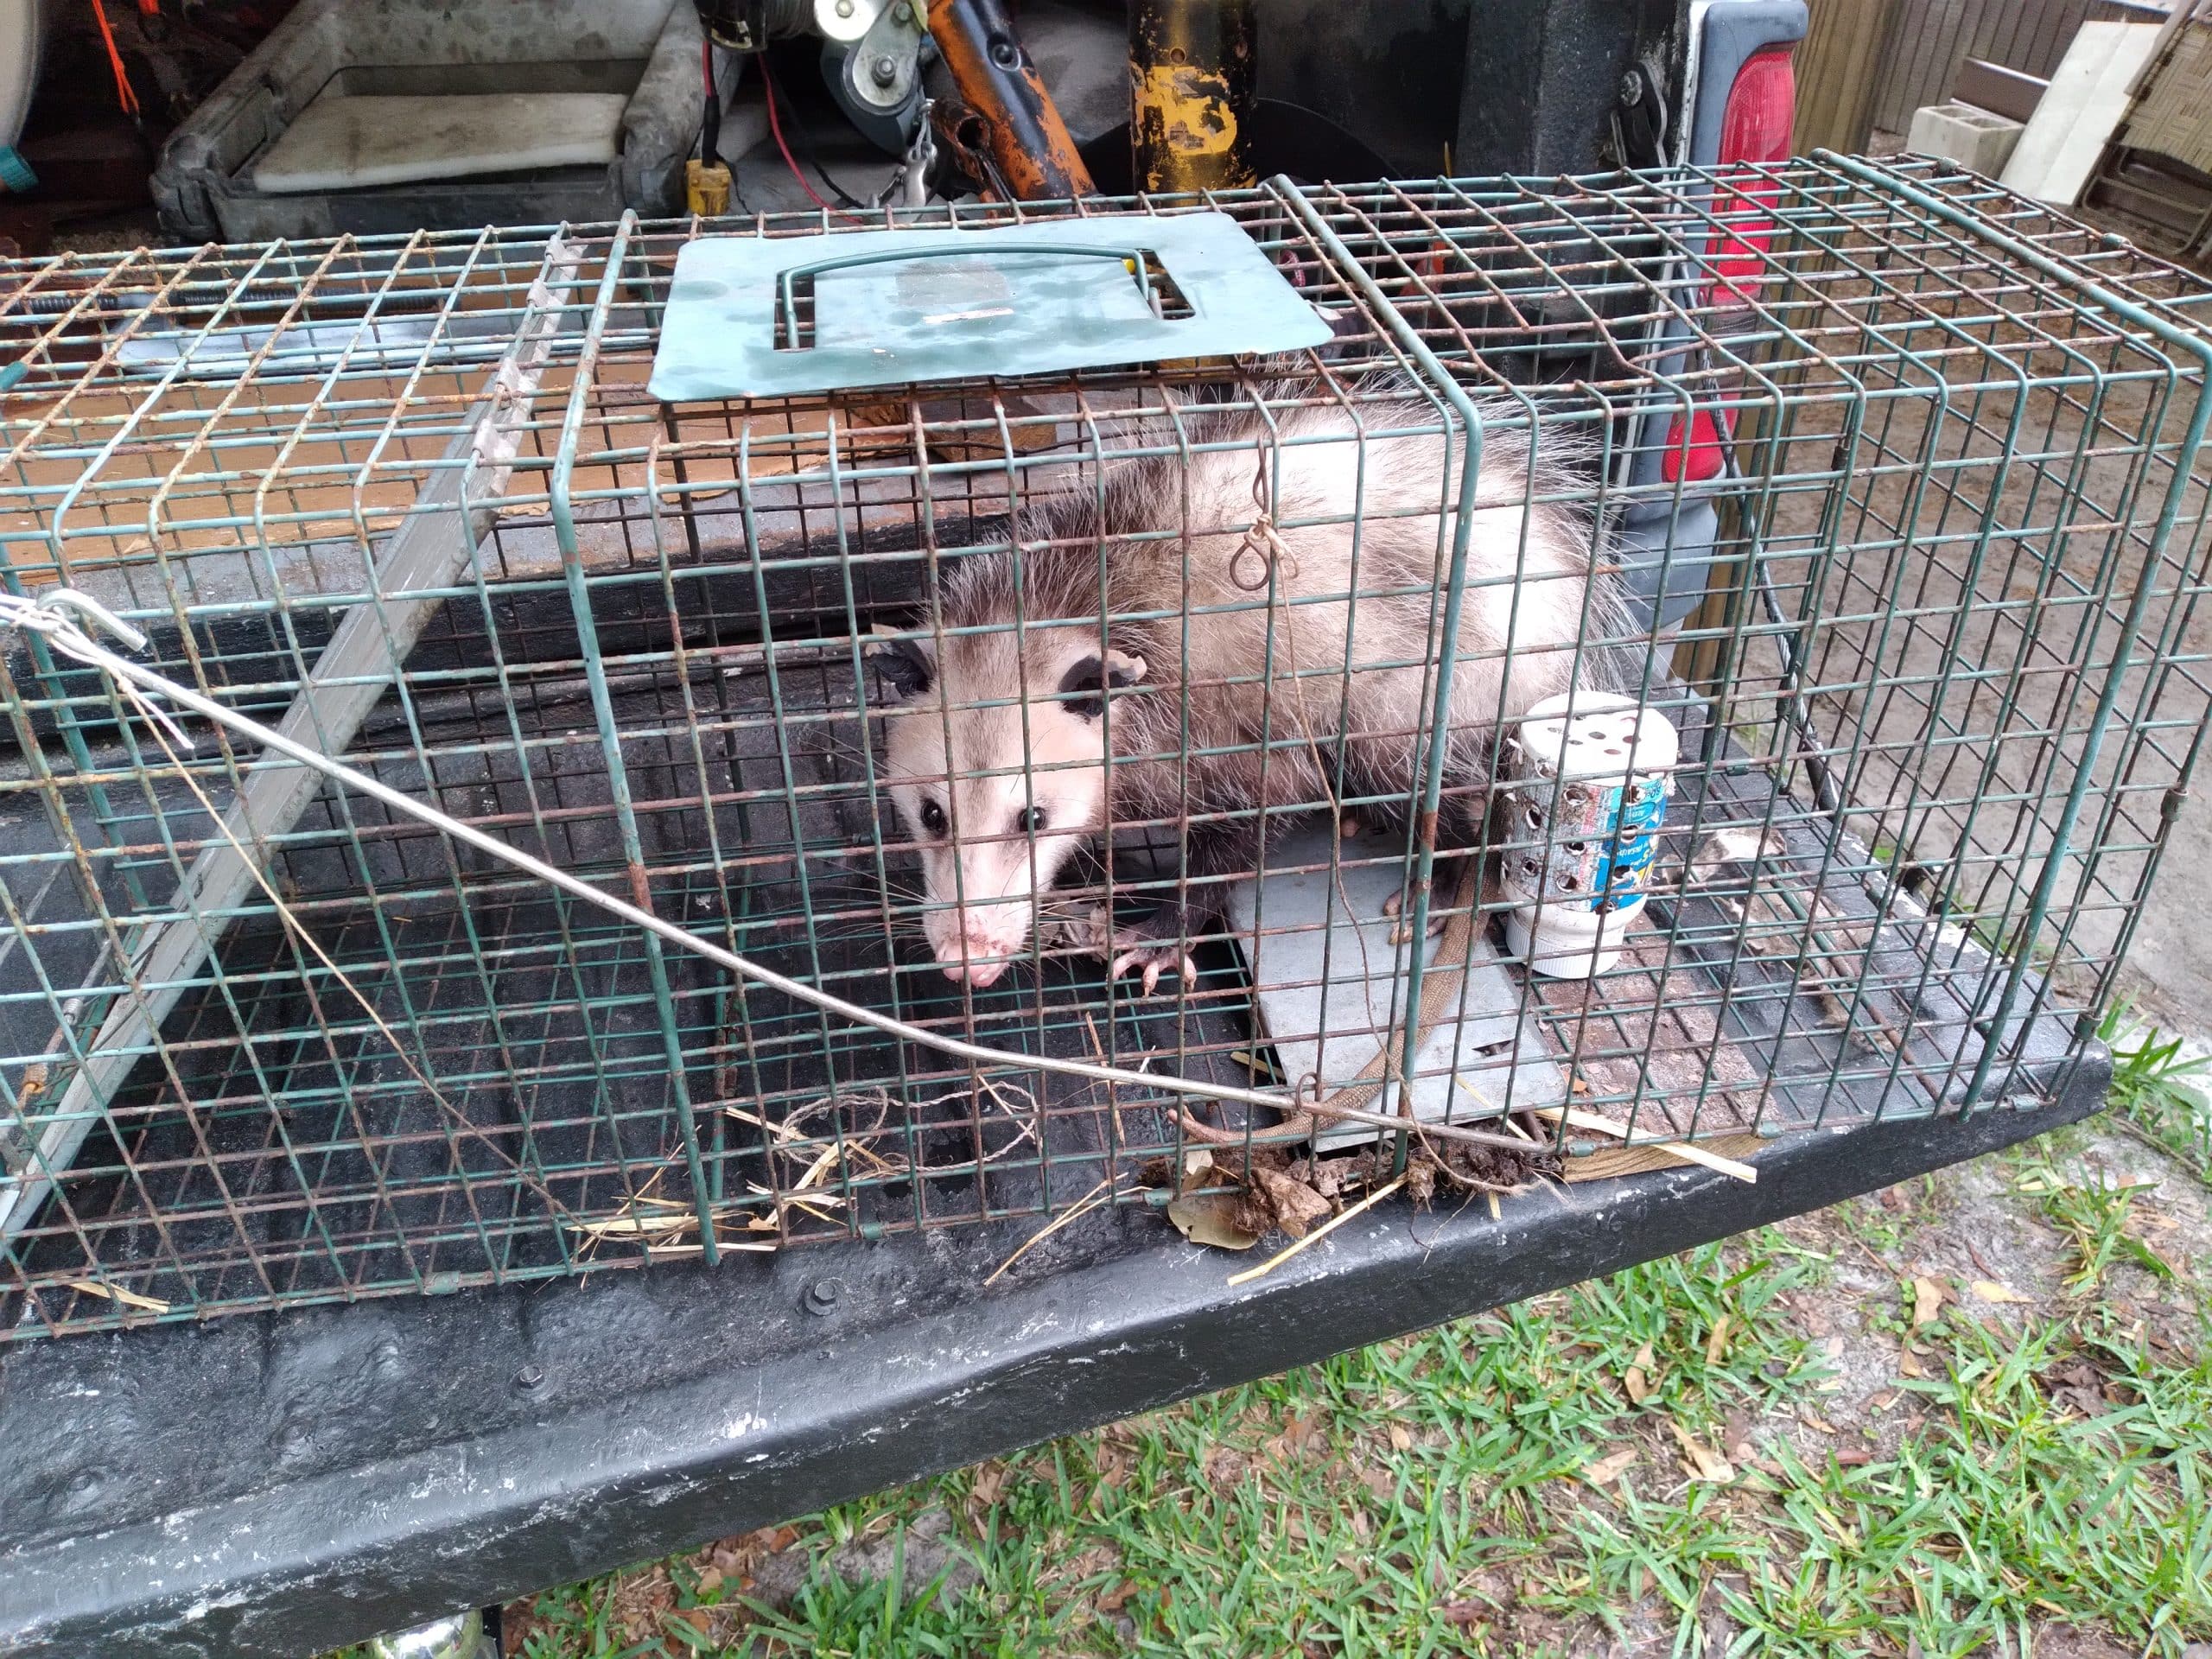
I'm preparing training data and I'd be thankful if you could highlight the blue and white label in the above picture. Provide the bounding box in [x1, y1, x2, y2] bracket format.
[1585, 779, 1670, 912]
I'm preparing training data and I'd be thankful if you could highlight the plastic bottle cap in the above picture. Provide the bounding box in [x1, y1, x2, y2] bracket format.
[1513, 691, 1679, 783]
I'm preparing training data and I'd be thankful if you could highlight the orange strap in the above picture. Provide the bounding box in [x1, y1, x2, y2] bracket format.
[89, 0, 142, 118]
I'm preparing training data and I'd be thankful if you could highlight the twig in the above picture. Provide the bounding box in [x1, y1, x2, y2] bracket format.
[1226, 1173, 1408, 1287]
[1530, 1105, 1758, 1184]
[986, 1178, 1114, 1285]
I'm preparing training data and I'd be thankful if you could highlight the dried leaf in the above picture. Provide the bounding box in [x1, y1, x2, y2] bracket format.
[1582, 1446, 1639, 1487]
[1970, 1280, 2034, 1306]
[1911, 1275, 1945, 1328]
[1098, 1581, 1137, 1614]
[1388, 1421, 1414, 1453]
[1096, 1445, 1130, 1488]
[1405, 1159, 1436, 1206]
[1898, 1347, 1928, 1379]
[1722, 1408, 1754, 1465]
[1704, 1314, 1732, 1365]
[1182, 1147, 1214, 1178]
[1252, 1166, 1332, 1239]
[1167, 1192, 1260, 1252]
[1666, 1417, 1736, 1482]
[63, 1278, 170, 1313]
[1624, 1339, 1657, 1404]
[970, 1462, 1007, 1509]
[1438, 1600, 1487, 1627]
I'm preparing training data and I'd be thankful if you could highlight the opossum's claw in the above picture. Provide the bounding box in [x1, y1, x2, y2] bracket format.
[1110, 940, 1198, 996]
[1081, 904, 1196, 995]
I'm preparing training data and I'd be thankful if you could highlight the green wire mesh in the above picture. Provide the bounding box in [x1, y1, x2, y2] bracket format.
[0, 156, 2207, 1338]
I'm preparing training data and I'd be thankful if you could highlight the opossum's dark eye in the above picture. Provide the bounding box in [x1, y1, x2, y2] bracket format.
[917, 798, 947, 836]
[1014, 806, 1047, 835]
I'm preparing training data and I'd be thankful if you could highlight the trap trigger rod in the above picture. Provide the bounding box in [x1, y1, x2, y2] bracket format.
[1, 589, 1533, 1152]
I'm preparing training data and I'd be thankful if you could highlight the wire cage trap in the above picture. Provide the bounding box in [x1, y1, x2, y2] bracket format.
[0, 156, 2207, 1338]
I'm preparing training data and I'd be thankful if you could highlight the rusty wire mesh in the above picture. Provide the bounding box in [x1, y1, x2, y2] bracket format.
[0, 156, 2206, 1337]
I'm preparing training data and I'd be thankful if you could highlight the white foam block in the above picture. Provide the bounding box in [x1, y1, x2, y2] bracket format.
[252, 92, 628, 195]
[1999, 22, 2160, 205]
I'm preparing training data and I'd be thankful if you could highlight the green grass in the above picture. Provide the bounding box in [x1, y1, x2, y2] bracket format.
[2100, 1002, 2212, 1182]
[345, 1021, 2212, 1659]
[488, 1247, 2209, 1657]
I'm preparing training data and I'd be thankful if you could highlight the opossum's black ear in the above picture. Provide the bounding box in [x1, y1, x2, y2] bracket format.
[1057, 650, 1147, 720]
[866, 625, 936, 701]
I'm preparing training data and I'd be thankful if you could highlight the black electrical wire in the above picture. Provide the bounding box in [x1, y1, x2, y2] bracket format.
[700, 39, 755, 217]
[700, 37, 721, 166]
[756, 51, 870, 211]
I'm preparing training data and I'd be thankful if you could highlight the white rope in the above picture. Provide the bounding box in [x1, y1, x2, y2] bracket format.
[0, 588, 1525, 1147]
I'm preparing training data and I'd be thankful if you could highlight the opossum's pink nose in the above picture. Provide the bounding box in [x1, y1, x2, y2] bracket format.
[943, 957, 1008, 988]
[939, 934, 1013, 987]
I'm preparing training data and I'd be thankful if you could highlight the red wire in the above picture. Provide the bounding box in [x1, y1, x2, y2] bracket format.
[758, 56, 863, 223]
[89, 0, 141, 117]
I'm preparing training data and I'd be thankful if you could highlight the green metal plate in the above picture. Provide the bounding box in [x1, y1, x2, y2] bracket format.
[647, 211, 1333, 401]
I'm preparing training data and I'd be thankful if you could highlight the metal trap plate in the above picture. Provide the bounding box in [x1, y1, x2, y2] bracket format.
[647, 212, 1333, 400]
[1228, 827, 1567, 1150]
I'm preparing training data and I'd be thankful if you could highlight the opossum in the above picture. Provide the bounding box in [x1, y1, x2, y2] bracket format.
[867, 384, 1625, 989]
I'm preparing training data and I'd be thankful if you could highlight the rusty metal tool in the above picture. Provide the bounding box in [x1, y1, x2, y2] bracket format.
[925, 0, 1094, 198]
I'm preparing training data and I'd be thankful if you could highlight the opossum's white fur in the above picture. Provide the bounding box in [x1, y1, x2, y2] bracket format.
[871, 384, 1626, 987]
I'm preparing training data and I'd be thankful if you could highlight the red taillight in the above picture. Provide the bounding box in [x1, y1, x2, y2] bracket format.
[1711, 44, 1796, 295]
[1719, 44, 1796, 167]
[1662, 406, 1729, 484]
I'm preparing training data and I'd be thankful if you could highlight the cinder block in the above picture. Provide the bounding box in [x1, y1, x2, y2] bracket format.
[1908, 101, 2025, 176]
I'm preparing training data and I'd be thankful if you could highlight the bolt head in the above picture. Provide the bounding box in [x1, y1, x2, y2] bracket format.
[1618, 70, 1643, 106]
[514, 1363, 546, 1392]
[871, 54, 899, 84]
[804, 1277, 843, 1314]
[835, 0, 855, 14]
[892, 0, 912, 17]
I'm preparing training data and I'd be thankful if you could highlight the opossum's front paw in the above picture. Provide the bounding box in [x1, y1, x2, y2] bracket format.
[1380, 887, 1448, 946]
[1109, 937, 1199, 997]
[1079, 905, 1198, 996]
